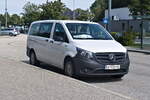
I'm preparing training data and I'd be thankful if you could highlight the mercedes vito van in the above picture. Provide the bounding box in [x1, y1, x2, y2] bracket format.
[27, 20, 130, 78]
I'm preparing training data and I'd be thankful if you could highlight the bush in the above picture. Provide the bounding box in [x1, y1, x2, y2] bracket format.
[111, 32, 118, 37]
[111, 31, 136, 46]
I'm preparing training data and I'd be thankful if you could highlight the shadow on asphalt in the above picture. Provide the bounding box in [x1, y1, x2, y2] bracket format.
[22, 60, 122, 83]
[22, 60, 64, 75]
[78, 77, 122, 83]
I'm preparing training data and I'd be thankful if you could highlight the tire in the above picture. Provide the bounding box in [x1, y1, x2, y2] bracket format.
[64, 59, 74, 77]
[9, 33, 13, 36]
[29, 51, 40, 66]
[112, 75, 124, 79]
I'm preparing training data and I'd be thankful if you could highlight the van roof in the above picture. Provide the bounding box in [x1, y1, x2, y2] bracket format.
[32, 20, 98, 24]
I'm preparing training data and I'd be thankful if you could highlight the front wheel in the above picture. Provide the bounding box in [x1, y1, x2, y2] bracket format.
[64, 60, 74, 77]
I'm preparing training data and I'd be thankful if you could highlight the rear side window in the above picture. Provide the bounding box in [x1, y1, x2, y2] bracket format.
[1, 29, 5, 31]
[29, 23, 40, 36]
[38, 23, 53, 38]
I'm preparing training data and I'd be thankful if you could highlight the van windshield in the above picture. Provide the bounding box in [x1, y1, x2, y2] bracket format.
[66, 23, 113, 40]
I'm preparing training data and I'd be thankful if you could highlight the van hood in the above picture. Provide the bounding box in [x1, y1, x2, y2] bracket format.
[73, 40, 126, 53]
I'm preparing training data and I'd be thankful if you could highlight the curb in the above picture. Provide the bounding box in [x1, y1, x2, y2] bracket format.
[127, 49, 150, 54]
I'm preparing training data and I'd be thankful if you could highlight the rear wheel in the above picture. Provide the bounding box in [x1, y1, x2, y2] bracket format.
[29, 51, 40, 66]
[64, 59, 74, 77]
[9, 33, 13, 36]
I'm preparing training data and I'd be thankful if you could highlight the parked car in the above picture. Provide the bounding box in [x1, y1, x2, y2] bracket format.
[0, 28, 19, 36]
[15, 27, 21, 34]
[26, 20, 130, 78]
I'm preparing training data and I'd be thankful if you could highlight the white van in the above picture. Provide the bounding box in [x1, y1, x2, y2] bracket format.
[27, 20, 130, 78]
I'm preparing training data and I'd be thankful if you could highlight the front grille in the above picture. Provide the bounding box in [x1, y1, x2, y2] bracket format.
[95, 52, 125, 64]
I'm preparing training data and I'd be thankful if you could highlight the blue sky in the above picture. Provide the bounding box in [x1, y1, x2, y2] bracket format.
[0, 0, 95, 15]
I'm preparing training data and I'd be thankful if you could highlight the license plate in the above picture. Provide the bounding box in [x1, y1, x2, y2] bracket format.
[105, 65, 120, 70]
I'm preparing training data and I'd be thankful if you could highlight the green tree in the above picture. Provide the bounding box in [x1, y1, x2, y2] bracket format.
[0, 14, 5, 26]
[75, 9, 93, 21]
[22, 0, 95, 23]
[10, 14, 21, 25]
[63, 7, 72, 19]
[129, 0, 150, 17]
[111, 0, 131, 9]
[22, 2, 41, 25]
[4, 13, 11, 27]
[90, 0, 106, 22]
[40, 0, 67, 20]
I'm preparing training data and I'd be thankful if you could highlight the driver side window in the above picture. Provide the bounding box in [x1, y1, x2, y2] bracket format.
[53, 23, 68, 43]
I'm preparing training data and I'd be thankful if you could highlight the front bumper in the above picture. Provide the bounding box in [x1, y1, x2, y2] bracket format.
[72, 56, 130, 77]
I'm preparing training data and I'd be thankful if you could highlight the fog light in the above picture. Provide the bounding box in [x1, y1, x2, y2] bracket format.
[84, 68, 88, 73]
[82, 68, 92, 73]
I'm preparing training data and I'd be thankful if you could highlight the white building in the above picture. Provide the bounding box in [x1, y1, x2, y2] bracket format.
[105, 7, 133, 20]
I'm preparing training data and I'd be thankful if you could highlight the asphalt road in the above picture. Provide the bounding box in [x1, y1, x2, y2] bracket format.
[0, 34, 150, 100]
[85, 52, 150, 100]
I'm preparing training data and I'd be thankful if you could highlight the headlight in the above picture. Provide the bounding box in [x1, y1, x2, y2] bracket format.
[125, 51, 129, 59]
[77, 48, 94, 59]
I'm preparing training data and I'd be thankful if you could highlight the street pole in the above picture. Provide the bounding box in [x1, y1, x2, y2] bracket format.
[73, 0, 75, 20]
[140, 20, 144, 49]
[5, 0, 8, 28]
[108, 0, 112, 32]
[0, 21, 1, 35]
